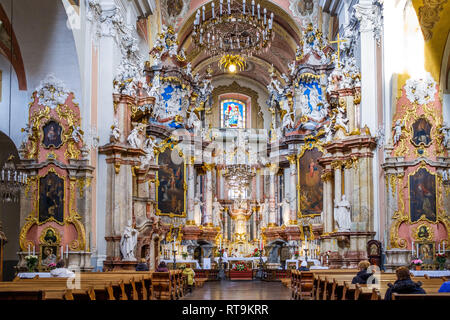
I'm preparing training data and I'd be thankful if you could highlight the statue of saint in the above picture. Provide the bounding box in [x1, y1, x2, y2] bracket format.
[194, 197, 203, 226]
[279, 198, 291, 225]
[212, 197, 223, 227]
[334, 195, 352, 232]
[120, 220, 138, 261]
[260, 198, 269, 228]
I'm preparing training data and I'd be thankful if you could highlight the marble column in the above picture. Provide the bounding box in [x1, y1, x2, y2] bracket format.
[287, 155, 297, 224]
[203, 164, 214, 226]
[267, 164, 277, 227]
[186, 157, 195, 224]
[333, 161, 342, 203]
[322, 171, 334, 233]
[224, 208, 228, 240]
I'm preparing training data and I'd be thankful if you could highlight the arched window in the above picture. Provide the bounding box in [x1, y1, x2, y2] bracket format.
[221, 99, 246, 128]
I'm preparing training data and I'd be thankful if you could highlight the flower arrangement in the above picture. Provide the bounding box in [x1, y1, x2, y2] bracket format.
[436, 253, 446, 270]
[182, 252, 188, 259]
[411, 259, 423, 266]
[48, 262, 57, 270]
[252, 248, 261, 257]
[24, 255, 38, 272]
[232, 263, 249, 272]
[294, 251, 299, 258]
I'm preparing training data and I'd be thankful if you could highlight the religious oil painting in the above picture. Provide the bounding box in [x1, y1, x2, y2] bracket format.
[299, 148, 323, 216]
[38, 171, 65, 223]
[43, 229, 57, 244]
[409, 167, 437, 223]
[221, 99, 246, 129]
[157, 147, 185, 216]
[411, 117, 432, 147]
[417, 242, 435, 265]
[40, 245, 58, 267]
[42, 120, 63, 148]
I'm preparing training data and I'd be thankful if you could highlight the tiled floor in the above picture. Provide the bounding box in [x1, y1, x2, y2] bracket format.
[182, 280, 292, 300]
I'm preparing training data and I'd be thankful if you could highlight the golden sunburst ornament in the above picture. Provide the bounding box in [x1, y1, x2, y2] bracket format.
[219, 54, 246, 73]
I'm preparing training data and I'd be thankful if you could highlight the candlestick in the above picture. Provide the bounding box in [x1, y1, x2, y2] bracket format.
[439, 243, 441, 254]
[411, 241, 414, 256]
[243, 0, 246, 15]
[28, 244, 30, 256]
[66, 244, 69, 258]
[61, 245, 63, 259]
[252, 0, 255, 16]
[33, 245, 35, 256]
[444, 240, 446, 253]
[212, 2, 215, 19]
[228, 0, 231, 15]
[416, 243, 419, 258]
[257, 4, 260, 20]
[220, 0, 223, 15]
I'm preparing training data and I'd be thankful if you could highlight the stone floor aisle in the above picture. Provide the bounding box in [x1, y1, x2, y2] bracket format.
[182, 280, 292, 300]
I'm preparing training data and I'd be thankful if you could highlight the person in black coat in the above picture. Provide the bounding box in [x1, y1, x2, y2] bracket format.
[298, 260, 310, 271]
[384, 266, 426, 300]
[352, 260, 374, 284]
[135, 258, 149, 271]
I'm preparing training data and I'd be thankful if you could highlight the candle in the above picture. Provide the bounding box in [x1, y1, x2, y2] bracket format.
[228, 0, 231, 15]
[264, 8, 267, 25]
[220, 0, 223, 15]
[66, 244, 69, 258]
[243, 0, 246, 15]
[439, 243, 441, 254]
[28, 244, 30, 256]
[252, 0, 255, 16]
[411, 241, 414, 256]
[416, 243, 419, 258]
[33, 245, 35, 256]
[257, 4, 260, 19]
[61, 245, 63, 259]
[202, 6, 205, 22]
[212, 2, 215, 19]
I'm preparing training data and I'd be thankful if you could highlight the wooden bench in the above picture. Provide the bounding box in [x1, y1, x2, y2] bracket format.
[392, 293, 450, 300]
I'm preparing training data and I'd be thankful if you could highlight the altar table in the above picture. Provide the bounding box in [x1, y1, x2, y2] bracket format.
[410, 270, 450, 278]
[215, 257, 267, 269]
[285, 258, 322, 269]
[17, 272, 52, 279]
[162, 259, 200, 269]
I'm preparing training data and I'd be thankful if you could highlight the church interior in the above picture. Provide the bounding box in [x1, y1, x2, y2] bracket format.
[0, 0, 449, 302]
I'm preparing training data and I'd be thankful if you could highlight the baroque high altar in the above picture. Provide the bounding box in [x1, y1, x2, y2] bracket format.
[6, 0, 449, 274]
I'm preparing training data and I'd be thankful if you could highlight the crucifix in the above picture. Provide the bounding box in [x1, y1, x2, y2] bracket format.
[329, 33, 347, 67]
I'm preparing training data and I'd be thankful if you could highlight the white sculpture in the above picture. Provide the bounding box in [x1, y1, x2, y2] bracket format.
[260, 198, 269, 228]
[335, 106, 349, 132]
[404, 72, 436, 105]
[442, 169, 449, 182]
[440, 123, 450, 147]
[127, 123, 146, 149]
[334, 195, 352, 232]
[324, 121, 334, 143]
[282, 112, 295, 131]
[278, 198, 291, 225]
[393, 120, 404, 145]
[110, 119, 121, 143]
[120, 219, 138, 261]
[71, 125, 84, 143]
[194, 197, 203, 226]
[212, 197, 223, 227]
[141, 137, 158, 166]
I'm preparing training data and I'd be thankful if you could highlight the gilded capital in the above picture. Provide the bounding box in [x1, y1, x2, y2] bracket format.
[331, 160, 342, 170]
[202, 163, 215, 172]
[286, 154, 297, 165]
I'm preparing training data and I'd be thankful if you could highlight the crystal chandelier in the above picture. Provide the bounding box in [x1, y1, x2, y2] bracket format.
[192, 0, 275, 57]
[0, 156, 27, 203]
[223, 164, 255, 192]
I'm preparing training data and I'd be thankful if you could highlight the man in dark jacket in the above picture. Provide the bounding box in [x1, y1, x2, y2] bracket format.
[135, 258, 149, 271]
[352, 260, 374, 284]
[298, 261, 310, 271]
[384, 266, 426, 300]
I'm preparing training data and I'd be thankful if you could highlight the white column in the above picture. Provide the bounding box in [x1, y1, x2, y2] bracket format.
[268, 166, 277, 226]
[187, 160, 195, 223]
[289, 159, 297, 223]
[204, 166, 213, 225]
[334, 163, 342, 203]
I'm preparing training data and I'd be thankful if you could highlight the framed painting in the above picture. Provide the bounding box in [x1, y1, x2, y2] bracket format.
[417, 242, 435, 265]
[409, 167, 437, 223]
[411, 117, 432, 147]
[156, 144, 186, 217]
[42, 120, 63, 149]
[39, 245, 59, 268]
[298, 148, 323, 216]
[221, 99, 246, 129]
[38, 170, 65, 224]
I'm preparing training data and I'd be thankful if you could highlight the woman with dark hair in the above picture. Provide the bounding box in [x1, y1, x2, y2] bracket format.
[136, 258, 149, 271]
[384, 266, 426, 300]
[156, 261, 169, 272]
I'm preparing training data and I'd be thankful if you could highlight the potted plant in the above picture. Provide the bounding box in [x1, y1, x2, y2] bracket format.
[252, 248, 261, 257]
[294, 251, 299, 259]
[411, 259, 423, 270]
[436, 253, 446, 270]
[24, 255, 38, 272]
[182, 252, 188, 260]
[48, 262, 57, 270]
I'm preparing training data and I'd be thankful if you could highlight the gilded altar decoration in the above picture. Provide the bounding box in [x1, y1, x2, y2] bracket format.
[39, 245, 59, 268]
[39, 227, 61, 246]
[411, 117, 432, 147]
[38, 170, 65, 224]
[409, 167, 437, 223]
[155, 141, 186, 217]
[413, 224, 434, 242]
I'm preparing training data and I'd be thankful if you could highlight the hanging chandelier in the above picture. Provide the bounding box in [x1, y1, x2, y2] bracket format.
[192, 0, 275, 57]
[0, 155, 27, 203]
[219, 54, 246, 73]
[223, 164, 255, 190]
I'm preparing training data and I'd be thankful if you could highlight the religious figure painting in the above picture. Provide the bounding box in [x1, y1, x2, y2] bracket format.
[411, 117, 432, 146]
[38, 171, 65, 223]
[43, 229, 57, 244]
[409, 167, 437, 223]
[221, 99, 246, 129]
[40, 245, 58, 267]
[156, 147, 185, 216]
[417, 242, 435, 265]
[42, 120, 63, 148]
[299, 148, 323, 215]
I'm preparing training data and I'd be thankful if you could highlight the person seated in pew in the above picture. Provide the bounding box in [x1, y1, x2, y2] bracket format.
[438, 281, 450, 293]
[50, 260, 75, 278]
[156, 261, 169, 272]
[298, 261, 309, 271]
[351, 260, 374, 284]
[136, 258, 149, 271]
[180, 264, 195, 293]
[384, 266, 426, 300]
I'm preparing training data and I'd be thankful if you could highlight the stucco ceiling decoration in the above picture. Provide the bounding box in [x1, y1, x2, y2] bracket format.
[288, 0, 319, 28]
[161, 0, 191, 27]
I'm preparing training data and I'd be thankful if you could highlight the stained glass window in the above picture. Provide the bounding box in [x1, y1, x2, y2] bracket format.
[221, 99, 246, 128]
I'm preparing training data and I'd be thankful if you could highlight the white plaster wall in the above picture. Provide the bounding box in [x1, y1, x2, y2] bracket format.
[0, 0, 81, 147]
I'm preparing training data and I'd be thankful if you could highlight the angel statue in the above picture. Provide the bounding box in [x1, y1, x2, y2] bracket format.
[282, 111, 295, 131]
[335, 106, 349, 132]
[324, 121, 334, 143]
[393, 120, 404, 145]
[127, 123, 146, 149]
[141, 136, 158, 166]
[71, 125, 84, 143]
[440, 122, 450, 147]
[110, 119, 121, 143]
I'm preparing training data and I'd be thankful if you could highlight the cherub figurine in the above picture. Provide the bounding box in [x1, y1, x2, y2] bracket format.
[440, 122, 450, 147]
[393, 120, 404, 145]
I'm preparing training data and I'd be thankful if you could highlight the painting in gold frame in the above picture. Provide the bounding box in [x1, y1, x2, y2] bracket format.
[411, 117, 432, 147]
[38, 170, 65, 224]
[155, 144, 186, 217]
[409, 167, 437, 223]
[298, 148, 323, 216]
[417, 241, 435, 265]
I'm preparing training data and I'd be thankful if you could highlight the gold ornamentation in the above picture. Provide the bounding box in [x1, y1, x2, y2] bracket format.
[286, 154, 297, 165]
[413, 223, 434, 241]
[331, 160, 342, 170]
[39, 227, 61, 245]
[114, 163, 121, 174]
[418, 0, 448, 41]
[320, 171, 333, 182]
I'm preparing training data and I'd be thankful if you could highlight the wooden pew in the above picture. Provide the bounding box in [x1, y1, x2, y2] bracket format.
[392, 293, 450, 300]
[152, 272, 173, 300]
